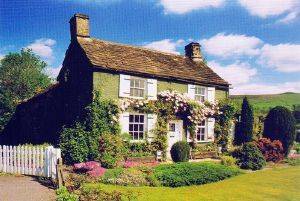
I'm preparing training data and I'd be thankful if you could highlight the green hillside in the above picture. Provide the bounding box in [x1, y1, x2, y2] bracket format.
[230, 92, 300, 115]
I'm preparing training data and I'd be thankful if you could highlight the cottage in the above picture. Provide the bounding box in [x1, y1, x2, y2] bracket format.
[1, 14, 229, 155]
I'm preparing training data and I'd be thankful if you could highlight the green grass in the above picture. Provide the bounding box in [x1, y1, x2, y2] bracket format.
[84, 166, 300, 201]
[230, 92, 300, 115]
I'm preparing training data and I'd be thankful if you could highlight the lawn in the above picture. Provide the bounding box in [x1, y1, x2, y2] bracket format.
[84, 166, 300, 201]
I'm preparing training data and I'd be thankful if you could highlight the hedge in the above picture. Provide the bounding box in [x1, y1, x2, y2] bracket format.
[154, 162, 241, 187]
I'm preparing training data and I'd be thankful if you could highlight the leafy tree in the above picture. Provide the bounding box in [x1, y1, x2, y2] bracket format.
[263, 106, 296, 155]
[234, 97, 254, 145]
[0, 49, 51, 132]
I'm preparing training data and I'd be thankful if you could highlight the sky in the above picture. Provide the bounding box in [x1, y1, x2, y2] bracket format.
[0, 0, 300, 95]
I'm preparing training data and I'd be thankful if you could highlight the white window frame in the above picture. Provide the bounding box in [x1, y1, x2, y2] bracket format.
[194, 86, 207, 103]
[195, 120, 207, 142]
[129, 113, 146, 141]
[129, 77, 147, 99]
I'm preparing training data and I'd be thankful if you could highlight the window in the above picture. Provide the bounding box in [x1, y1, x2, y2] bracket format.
[129, 114, 145, 140]
[130, 77, 146, 98]
[196, 120, 206, 141]
[169, 123, 176, 132]
[195, 86, 206, 102]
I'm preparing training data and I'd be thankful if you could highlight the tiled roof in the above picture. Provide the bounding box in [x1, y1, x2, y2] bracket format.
[77, 37, 229, 87]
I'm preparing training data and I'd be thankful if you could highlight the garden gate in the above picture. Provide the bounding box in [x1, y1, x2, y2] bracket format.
[0, 145, 61, 179]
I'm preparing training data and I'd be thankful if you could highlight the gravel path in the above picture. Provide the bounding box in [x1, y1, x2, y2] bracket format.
[0, 175, 56, 201]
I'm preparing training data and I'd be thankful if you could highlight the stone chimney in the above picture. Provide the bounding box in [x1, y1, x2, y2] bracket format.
[185, 42, 203, 62]
[69, 13, 90, 41]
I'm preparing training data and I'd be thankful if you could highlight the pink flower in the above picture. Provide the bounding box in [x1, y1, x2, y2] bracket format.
[87, 167, 106, 177]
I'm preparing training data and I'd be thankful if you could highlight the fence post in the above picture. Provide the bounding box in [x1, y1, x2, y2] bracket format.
[3, 145, 7, 173]
[0, 145, 2, 172]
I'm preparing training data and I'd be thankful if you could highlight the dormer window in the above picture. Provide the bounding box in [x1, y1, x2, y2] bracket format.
[130, 77, 146, 98]
[195, 86, 206, 102]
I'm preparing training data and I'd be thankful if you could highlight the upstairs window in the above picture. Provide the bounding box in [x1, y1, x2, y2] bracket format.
[130, 77, 146, 98]
[129, 114, 145, 140]
[196, 120, 206, 142]
[195, 86, 206, 102]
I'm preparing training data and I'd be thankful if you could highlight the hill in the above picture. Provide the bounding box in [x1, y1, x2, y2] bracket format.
[230, 92, 300, 115]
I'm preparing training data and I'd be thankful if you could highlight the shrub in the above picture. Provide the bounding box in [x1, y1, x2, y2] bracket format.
[235, 97, 254, 145]
[73, 161, 106, 177]
[126, 141, 154, 157]
[220, 155, 237, 167]
[296, 131, 300, 143]
[98, 133, 127, 168]
[263, 106, 296, 155]
[79, 184, 136, 201]
[56, 186, 79, 201]
[154, 162, 241, 187]
[101, 167, 160, 187]
[284, 158, 300, 166]
[194, 142, 217, 152]
[232, 142, 266, 170]
[60, 123, 89, 165]
[170, 141, 190, 162]
[255, 138, 284, 162]
[294, 142, 300, 154]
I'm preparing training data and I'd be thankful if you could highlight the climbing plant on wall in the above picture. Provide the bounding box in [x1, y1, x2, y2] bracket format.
[214, 100, 236, 152]
[120, 90, 219, 158]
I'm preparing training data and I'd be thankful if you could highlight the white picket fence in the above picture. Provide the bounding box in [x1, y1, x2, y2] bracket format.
[0, 145, 61, 179]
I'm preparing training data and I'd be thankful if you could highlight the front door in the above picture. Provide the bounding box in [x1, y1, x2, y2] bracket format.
[167, 120, 183, 159]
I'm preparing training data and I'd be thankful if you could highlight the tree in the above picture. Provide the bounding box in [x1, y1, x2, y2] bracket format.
[234, 97, 254, 145]
[263, 106, 296, 155]
[0, 49, 51, 132]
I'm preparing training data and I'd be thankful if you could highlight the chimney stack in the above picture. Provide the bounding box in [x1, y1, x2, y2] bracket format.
[185, 42, 203, 62]
[69, 13, 90, 41]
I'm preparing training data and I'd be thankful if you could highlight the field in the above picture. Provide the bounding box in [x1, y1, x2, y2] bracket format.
[84, 166, 300, 201]
[230, 92, 300, 115]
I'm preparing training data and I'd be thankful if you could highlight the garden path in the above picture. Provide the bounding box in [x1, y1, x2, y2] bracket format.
[0, 175, 56, 201]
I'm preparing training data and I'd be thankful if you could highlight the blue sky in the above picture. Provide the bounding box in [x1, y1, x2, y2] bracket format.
[1, 0, 300, 95]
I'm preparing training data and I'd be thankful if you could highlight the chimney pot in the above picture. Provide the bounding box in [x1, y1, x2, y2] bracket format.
[69, 13, 90, 41]
[185, 42, 203, 62]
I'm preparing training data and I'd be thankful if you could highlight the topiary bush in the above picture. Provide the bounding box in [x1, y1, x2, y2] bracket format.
[232, 142, 266, 170]
[263, 106, 296, 155]
[170, 141, 190, 162]
[154, 162, 241, 187]
[255, 138, 284, 162]
[98, 133, 127, 168]
[59, 123, 90, 165]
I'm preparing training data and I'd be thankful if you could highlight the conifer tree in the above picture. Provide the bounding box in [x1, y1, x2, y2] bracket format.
[235, 97, 254, 145]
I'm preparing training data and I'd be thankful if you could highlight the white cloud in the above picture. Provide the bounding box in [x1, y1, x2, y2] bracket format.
[208, 60, 257, 85]
[45, 65, 62, 79]
[238, 0, 300, 23]
[200, 33, 263, 58]
[26, 38, 56, 62]
[276, 11, 299, 24]
[238, 0, 298, 17]
[231, 81, 300, 95]
[143, 39, 185, 54]
[259, 43, 300, 72]
[159, 0, 225, 14]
